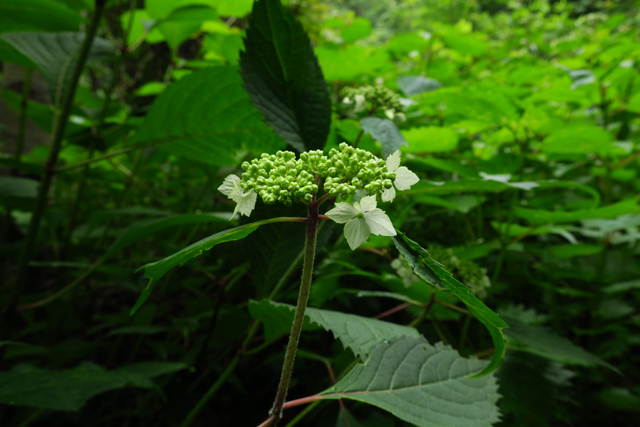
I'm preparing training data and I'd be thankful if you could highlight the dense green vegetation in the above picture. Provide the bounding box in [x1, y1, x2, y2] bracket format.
[1, 0, 639, 426]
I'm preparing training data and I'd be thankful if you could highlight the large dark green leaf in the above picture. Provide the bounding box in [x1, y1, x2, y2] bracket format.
[240, 0, 331, 152]
[0, 362, 187, 411]
[0, 0, 83, 33]
[0, 32, 115, 108]
[128, 66, 285, 166]
[392, 231, 509, 376]
[320, 337, 501, 427]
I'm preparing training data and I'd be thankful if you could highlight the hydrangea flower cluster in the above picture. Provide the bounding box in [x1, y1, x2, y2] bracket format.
[342, 86, 405, 121]
[218, 143, 420, 250]
[428, 246, 491, 297]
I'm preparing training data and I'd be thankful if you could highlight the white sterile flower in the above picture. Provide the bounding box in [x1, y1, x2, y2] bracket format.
[381, 150, 420, 203]
[218, 174, 257, 220]
[353, 94, 367, 112]
[384, 108, 395, 120]
[325, 196, 396, 250]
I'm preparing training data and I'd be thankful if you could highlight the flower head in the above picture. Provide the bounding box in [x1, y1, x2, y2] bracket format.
[381, 150, 419, 202]
[218, 174, 257, 220]
[325, 196, 396, 250]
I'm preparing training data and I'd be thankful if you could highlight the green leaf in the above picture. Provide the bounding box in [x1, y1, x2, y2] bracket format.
[316, 44, 390, 82]
[400, 178, 536, 197]
[514, 199, 640, 224]
[101, 213, 229, 262]
[248, 221, 305, 298]
[549, 243, 603, 259]
[0, 32, 115, 109]
[211, 0, 254, 16]
[542, 125, 616, 155]
[320, 337, 500, 427]
[128, 66, 285, 166]
[397, 75, 442, 97]
[156, 5, 217, 49]
[248, 300, 419, 358]
[392, 235, 444, 289]
[240, 0, 331, 152]
[392, 231, 508, 377]
[0, 0, 84, 33]
[0, 362, 187, 411]
[340, 17, 372, 43]
[603, 279, 640, 294]
[628, 92, 640, 113]
[0, 177, 39, 210]
[403, 126, 458, 153]
[360, 117, 408, 158]
[406, 156, 479, 178]
[501, 316, 617, 372]
[132, 217, 289, 314]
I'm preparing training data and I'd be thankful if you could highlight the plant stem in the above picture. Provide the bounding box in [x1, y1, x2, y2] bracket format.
[3, 0, 106, 340]
[15, 69, 33, 161]
[179, 355, 239, 427]
[283, 401, 322, 427]
[269, 203, 320, 423]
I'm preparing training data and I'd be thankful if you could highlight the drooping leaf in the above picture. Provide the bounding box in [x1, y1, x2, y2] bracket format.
[128, 66, 285, 166]
[501, 316, 617, 372]
[360, 117, 408, 158]
[0, 362, 187, 411]
[320, 337, 501, 427]
[248, 300, 419, 358]
[392, 235, 444, 289]
[132, 218, 288, 314]
[240, 0, 331, 152]
[397, 75, 442, 97]
[392, 231, 509, 376]
[0, 32, 116, 108]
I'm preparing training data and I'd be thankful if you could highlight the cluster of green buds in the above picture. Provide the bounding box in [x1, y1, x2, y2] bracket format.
[322, 144, 396, 198]
[341, 86, 406, 121]
[428, 246, 491, 297]
[218, 143, 420, 250]
[391, 256, 421, 288]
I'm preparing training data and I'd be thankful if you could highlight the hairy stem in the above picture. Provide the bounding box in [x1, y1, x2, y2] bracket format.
[269, 203, 319, 423]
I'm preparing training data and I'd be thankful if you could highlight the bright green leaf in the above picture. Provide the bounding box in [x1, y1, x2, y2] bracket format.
[340, 17, 372, 43]
[403, 126, 458, 153]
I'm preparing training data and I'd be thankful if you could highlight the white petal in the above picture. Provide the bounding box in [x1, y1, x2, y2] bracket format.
[344, 218, 371, 250]
[385, 150, 401, 173]
[358, 195, 377, 212]
[342, 96, 352, 104]
[354, 94, 366, 112]
[325, 202, 358, 224]
[218, 174, 242, 199]
[231, 190, 257, 219]
[364, 208, 396, 236]
[384, 108, 395, 120]
[381, 186, 396, 202]
[394, 166, 419, 191]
